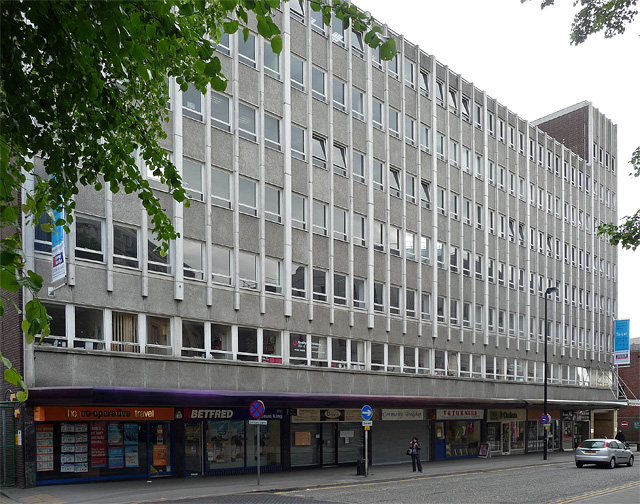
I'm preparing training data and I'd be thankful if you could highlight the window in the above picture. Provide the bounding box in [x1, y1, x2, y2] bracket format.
[474, 103, 483, 128]
[450, 246, 458, 273]
[488, 111, 495, 135]
[351, 29, 364, 57]
[474, 307, 483, 330]
[265, 185, 281, 223]
[217, 31, 230, 55]
[406, 174, 416, 203]
[183, 239, 204, 280]
[374, 221, 385, 252]
[437, 296, 446, 322]
[313, 200, 328, 236]
[333, 144, 347, 176]
[404, 58, 415, 87]
[291, 124, 306, 160]
[292, 264, 306, 298]
[463, 199, 471, 225]
[389, 226, 401, 256]
[421, 236, 431, 264]
[291, 193, 307, 230]
[263, 41, 280, 79]
[239, 251, 258, 289]
[476, 204, 483, 229]
[352, 88, 364, 120]
[435, 80, 445, 106]
[147, 315, 171, 355]
[211, 167, 231, 208]
[238, 177, 257, 216]
[333, 78, 345, 111]
[437, 186, 446, 215]
[405, 231, 415, 260]
[461, 96, 471, 121]
[373, 99, 383, 129]
[421, 293, 431, 321]
[436, 133, 445, 159]
[419, 71, 429, 96]
[352, 150, 365, 183]
[148, 235, 171, 274]
[238, 103, 257, 142]
[333, 207, 347, 240]
[420, 124, 430, 152]
[313, 269, 327, 301]
[312, 67, 326, 100]
[290, 0, 304, 20]
[34, 213, 52, 253]
[450, 300, 459, 325]
[437, 241, 446, 268]
[406, 290, 416, 318]
[389, 168, 401, 197]
[371, 282, 384, 312]
[353, 278, 366, 308]
[291, 55, 305, 90]
[331, 13, 345, 46]
[475, 254, 483, 280]
[212, 246, 232, 285]
[354, 214, 366, 246]
[181, 320, 205, 357]
[390, 286, 401, 315]
[238, 31, 256, 67]
[111, 311, 139, 353]
[264, 257, 282, 293]
[113, 224, 138, 268]
[474, 154, 483, 178]
[75, 216, 104, 262]
[74, 306, 104, 349]
[211, 92, 230, 131]
[405, 116, 415, 145]
[237, 327, 258, 362]
[312, 136, 327, 168]
[449, 140, 459, 166]
[264, 113, 281, 150]
[182, 83, 203, 121]
[388, 108, 399, 137]
[183, 158, 203, 201]
[420, 180, 431, 209]
[462, 251, 471, 276]
[373, 159, 384, 190]
[334, 274, 347, 305]
[450, 192, 459, 219]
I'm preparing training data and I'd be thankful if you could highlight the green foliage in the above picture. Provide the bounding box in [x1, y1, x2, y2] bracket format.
[0, 0, 397, 401]
[1, 354, 28, 402]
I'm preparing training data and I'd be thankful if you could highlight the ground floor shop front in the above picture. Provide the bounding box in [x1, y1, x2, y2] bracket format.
[20, 402, 603, 486]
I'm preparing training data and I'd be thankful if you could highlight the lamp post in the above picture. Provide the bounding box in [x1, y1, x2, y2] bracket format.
[543, 286, 558, 461]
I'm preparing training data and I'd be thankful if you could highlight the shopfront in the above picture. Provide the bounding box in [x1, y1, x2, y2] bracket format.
[372, 409, 428, 465]
[33, 406, 174, 485]
[290, 409, 363, 468]
[434, 409, 483, 460]
[183, 407, 283, 476]
[486, 410, 526, 455]
[526, 409, 561, 453]
[561, 411, 590, 450]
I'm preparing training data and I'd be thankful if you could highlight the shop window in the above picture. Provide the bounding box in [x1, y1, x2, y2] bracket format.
[237, 327, 258, 362]
[181, 320, 205, 357]
[210, 323, 232, 360]
[146, 315, 171, 355]
[74, 306, 104, 350]
[111, 311, 139, 353]
[262, 329, 282, 364]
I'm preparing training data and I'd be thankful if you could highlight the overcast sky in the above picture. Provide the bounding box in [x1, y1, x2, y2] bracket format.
[356, 0, 640, 329]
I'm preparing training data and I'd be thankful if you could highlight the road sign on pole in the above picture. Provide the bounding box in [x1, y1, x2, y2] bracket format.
[361, 405, 373, 421]
[250, 400, 265, 419]
[539, 413, 551, 425]
[249, 400, 265, 486]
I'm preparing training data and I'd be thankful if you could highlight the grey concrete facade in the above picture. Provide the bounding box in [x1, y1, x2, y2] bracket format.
[24, 2, 620, 409]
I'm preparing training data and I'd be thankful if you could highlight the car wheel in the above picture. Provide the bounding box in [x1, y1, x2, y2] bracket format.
[575, 461, 583, 468]
[608, 457, 616, 469]
[628, 455, 634, 467]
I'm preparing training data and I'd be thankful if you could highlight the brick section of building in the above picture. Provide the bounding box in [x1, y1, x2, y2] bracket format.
[536, 105, 590, 162]
[618, 342, 640, 443]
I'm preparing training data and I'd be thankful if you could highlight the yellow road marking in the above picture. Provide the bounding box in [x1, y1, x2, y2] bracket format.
[548, 481, 640, 504]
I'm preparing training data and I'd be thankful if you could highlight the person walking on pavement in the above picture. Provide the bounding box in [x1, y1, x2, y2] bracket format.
[409, 436, 422, 472]
[615, 430, 626, 443]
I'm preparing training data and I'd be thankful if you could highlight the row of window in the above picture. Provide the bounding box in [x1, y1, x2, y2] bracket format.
[40, 302, 611, 386]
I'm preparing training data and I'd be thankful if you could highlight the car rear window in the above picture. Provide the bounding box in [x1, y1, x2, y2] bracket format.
[581, 441, 606, 448]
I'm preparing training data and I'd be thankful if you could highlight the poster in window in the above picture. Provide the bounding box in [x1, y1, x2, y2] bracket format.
[90, 423, 107, 468]
[108, 423, 123, 445]
[36, 424, 54, 472]
[108, 447, 124, 469]
[125, 445, 139, 468]
[153, 444, 167, 466]
[124, 423, 138, 445]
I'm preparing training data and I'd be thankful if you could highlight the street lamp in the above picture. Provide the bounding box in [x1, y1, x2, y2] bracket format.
[543, 286, 558, 461]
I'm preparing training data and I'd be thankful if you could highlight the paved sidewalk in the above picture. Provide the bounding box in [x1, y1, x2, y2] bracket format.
[1, 451, 575, 504]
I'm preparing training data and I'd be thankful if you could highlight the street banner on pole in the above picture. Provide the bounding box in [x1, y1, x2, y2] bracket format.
[51, 207, 66, 283]
[614, 319, 630, 365]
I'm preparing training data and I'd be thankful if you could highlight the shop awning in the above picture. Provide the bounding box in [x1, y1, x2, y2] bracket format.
[27, 387, 627, 411]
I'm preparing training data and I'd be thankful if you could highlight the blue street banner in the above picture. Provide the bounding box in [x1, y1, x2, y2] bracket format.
[51, 207, 66, 283]
[614, 319, 630, 365]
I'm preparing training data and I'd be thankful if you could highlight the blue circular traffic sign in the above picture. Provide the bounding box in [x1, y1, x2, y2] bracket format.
[361, 405, 373, 421]
[539, 413, 551, 425]
[250, 400, 265, 419]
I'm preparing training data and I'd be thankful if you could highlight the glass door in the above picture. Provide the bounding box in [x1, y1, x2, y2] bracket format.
[149, 421, 172, 476]
[322, 423, 336, 466]
[501, 423, 510, 454]
[184, 422, 202, 476]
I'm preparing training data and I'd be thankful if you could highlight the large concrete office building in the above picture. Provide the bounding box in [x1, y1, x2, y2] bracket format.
[2, 1, 625, 487]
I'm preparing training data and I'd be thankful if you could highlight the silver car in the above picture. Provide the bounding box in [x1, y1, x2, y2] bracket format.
[575, 438, 635, 468]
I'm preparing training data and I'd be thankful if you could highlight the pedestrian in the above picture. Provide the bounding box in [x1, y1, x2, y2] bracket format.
[409, 436, 422, 473]
[615, 430, 626, 443]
